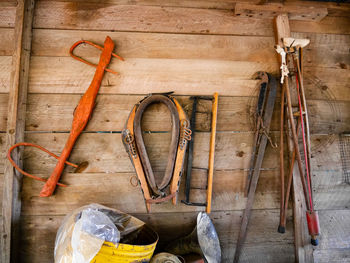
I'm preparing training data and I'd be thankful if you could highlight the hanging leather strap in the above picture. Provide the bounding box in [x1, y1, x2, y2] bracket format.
[122, 93, 191, 211]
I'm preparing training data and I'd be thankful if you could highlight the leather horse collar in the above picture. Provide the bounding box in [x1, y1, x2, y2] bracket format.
[122, 93, 191, 212]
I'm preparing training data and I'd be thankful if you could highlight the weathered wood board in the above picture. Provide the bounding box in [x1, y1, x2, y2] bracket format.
[32, 2, 350, 35]
[24, 94, 350, 133]
[25, 56, 349, 97]
[27, 29, 350, 69]
[19, 209, 295, 263]
[0, 0, 349, 262]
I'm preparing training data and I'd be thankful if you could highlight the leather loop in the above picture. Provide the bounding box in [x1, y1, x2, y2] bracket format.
[7, 142, 78, 187]
[133, 95, 180, 195]
[122, 93, 190, 209]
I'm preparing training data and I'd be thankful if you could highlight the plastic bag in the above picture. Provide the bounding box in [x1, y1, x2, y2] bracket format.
[54, 203, 145, 263]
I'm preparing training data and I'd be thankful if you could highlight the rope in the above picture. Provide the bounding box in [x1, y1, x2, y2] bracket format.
[258, 118, 277, 148]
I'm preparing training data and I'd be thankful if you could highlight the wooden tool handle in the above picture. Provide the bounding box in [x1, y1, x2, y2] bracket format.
[206, 92, 218, 213]
[40, 36, 115, 197]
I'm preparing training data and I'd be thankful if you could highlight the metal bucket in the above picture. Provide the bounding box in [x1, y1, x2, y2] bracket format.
[91, 225, 158, 263]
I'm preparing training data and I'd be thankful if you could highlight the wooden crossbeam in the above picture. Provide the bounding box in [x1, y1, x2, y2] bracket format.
[236, 3, 328, 22]
[1, 0, 35, 262]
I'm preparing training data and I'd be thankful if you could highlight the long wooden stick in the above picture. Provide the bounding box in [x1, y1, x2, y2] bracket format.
[206, 92, 218, 213]
[279, 83, 285, 232]
[1, 1, 35, 262]
[233, 73, 277, 263]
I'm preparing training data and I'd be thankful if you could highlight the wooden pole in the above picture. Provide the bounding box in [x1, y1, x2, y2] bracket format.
[206, 92, 218, 213]
[1, 0, 35, 262]
[274, 14, 313, 263]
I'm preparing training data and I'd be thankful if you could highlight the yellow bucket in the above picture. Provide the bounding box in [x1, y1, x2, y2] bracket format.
[91, 225, 158, 263]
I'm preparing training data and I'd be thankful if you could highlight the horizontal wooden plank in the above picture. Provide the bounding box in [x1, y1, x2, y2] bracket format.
[310, 134, 341, 172]
[316, 210, 350, 250]
[28, 56, 276, 95]
[24, 94, 350, 134]
[21, 169, 282, 215]
[22, 132, 281, 174]
[313, 171, 350, 210]
[0, 56, 11, 93]
[27, 56, 350, 100]
[292, 32, 350, 69]
[0, 94, 9, 131]
[0, 5, 16, 28]
[29, 29, 350, 70]
[21, 132, 342, 175]
[19, 209, 294, 262]
[35, 0, 350, 18]
[19, 165, 349, 216]
[0, 28, 14, 56]
[32, 29, 277, 60]
[32, 2, 350, 35]
[290, 16, 350, 35]
[313, 248, 350, 263]
[234, 2, 328, 22]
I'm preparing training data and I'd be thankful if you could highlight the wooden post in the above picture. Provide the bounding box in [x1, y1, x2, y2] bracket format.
[274, 14, 313, 263]
[1, 0, 35, 262]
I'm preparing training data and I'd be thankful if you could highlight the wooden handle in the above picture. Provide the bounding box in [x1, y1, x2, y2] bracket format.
[206, 92, 218, 213]
[39, 36, 116, 197]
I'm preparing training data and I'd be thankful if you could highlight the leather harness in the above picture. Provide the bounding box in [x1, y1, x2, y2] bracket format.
[122, 93, 191, 212]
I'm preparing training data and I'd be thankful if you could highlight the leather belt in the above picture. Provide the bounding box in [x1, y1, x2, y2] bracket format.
[122, 93, 191, 212]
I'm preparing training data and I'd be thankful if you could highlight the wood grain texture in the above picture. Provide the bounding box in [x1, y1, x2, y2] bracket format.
[234, 3, 328, 22]
[21, 132, 281, 174]
[20, 170, 282, 215]
[316, 210, 350, 250]
[24, 94, 350, 133]
[0, 6, 16, 28]
[0, 134, 6, 174]
[28, 29, 350, 69]
[0, 174, 3, 212]
[1, 0, 35, 261]
[313, 249, 350, 263]
[28, 56, 275, 95]
[17, 136, 350, 215]
[0, 0, 347, 262]
[26, 56, 350, 100]
[0, 28, 14, 56]
[34, 0, 350, 18]
[0, 94, 9, 131]
[32, 1, 350, 35]
[16, 133, 343, 174]
[0, 56, 12, 93]
[19, 209, 294, 263]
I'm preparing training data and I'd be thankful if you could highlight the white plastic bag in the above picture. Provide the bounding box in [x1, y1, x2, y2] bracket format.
[54, 204, 145, 263]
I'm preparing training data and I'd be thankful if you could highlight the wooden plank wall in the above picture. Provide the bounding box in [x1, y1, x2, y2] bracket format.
[0, 0, 349, 262]
[0, 0, 17, 248]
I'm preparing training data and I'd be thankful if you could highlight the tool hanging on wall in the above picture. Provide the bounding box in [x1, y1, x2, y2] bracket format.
[233, 72, 277, 263]
[276, 37, 320, 246]
[122, 93, 191, 212]
[7, 36, 123, 197]
[181, 93, 218, 214]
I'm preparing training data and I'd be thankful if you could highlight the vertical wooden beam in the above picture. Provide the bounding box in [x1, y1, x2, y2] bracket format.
[1, 0, 35, 262]
[274, 14, 313, 263]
